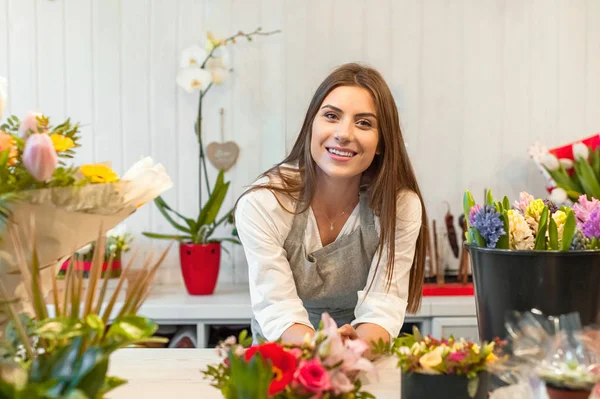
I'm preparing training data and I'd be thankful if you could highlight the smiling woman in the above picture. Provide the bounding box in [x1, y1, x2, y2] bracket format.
[233, 63, 429, 358]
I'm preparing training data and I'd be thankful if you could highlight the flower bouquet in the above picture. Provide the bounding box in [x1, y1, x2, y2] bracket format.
[383, 327, 503, 399]
[0, 78, 173, 307]
[529, 135, 600, 204]
[202, 313, 377, 399]
[0, 225, 171, 399]
[462, 190, 600, 343]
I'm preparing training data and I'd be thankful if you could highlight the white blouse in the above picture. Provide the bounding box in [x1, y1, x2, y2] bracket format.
[234, 176, 423, 342]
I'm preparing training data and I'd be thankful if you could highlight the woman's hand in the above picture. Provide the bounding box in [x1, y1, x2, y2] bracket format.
[338, 324, 359, 341]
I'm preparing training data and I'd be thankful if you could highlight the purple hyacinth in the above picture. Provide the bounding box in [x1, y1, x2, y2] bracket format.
[583, 207, 600, 239]
[472, 205, 506, 248]
[468, 204, 482, 227]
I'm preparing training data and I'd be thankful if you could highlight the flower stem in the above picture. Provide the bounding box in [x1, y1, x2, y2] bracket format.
[197, 89, 213, 213]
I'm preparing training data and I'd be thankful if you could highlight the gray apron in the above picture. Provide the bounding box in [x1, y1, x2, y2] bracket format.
[251, 191, 380, 341]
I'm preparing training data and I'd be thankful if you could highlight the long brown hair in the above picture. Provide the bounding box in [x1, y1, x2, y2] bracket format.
[236, 63, 428, 314]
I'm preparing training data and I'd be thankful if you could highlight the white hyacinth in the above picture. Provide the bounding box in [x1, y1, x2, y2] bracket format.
[507, 210, 535, 250]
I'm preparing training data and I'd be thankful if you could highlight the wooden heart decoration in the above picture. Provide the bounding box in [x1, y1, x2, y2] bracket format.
[206, 141, 240, 171]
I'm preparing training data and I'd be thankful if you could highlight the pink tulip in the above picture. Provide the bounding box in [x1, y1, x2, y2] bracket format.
[22, 133, 58, 181]
[19, 111, 44, 138]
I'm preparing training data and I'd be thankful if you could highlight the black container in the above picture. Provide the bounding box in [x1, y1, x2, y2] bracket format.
[401, 371, 489, 399]
[467, 245, 600, 342]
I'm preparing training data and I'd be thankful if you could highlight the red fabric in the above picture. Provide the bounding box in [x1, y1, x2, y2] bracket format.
[548, 134, 600, 161]
[422, 283, 474, 296]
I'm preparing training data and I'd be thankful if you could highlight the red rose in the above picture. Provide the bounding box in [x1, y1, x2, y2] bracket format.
[244, 343, 297, 395]
[294, 359, 332, 395]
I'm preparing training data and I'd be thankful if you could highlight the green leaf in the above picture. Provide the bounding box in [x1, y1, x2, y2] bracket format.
[72, 351, 109, 398]
[463, 191, 475, 231]
[573, 158, 600, 199]
[495, 201, 503, 213]
[99, 376, 128, 396]
[502, 196, 510, 212]
[549, 217, 559, 250]
[197, 174, 230, 227]
[561, 210, 577, 251]
[141, 232, 191, 242]
[153, 196, 191, 234]
[105, 316, 159, 348]
[62, 389, 91, 399]
[496, 211, 509, 249]
[85, 314, 105, 341]
[469, 227, 485, 247]
[534, 207, 549, 250]
[486, 189, 494, 206]
[35, 318, 87, 341]
[467, 375, 480, 398]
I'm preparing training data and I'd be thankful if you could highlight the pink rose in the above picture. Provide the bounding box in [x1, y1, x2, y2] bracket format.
[294, 359, 331, 395]
[22, 133, 57, 181]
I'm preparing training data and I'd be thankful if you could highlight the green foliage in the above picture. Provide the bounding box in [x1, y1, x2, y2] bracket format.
[143, 169, 240, 245]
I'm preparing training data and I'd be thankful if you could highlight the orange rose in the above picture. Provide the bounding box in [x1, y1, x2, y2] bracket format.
[0, 130, 18, 165]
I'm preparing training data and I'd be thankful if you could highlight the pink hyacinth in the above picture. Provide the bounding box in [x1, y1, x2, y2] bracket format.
[22, 133, 58, 181]
[513, 191, 535, 215]
[573, 195, 600, 229]
[468, 204, 482, 226]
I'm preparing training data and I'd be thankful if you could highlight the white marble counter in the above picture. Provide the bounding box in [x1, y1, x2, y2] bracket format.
[107, 348, 401, 399]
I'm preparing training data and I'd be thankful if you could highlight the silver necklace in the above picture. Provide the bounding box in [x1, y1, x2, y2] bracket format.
[318, 197, 359, 231]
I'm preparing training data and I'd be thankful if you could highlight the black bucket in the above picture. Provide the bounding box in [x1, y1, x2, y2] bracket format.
[467, 245, 600, 342]
[401, 371, 489, 399]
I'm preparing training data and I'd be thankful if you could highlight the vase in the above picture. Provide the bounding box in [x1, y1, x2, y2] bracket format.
[401, 371, 489, 399]
[467, 245, 600, 342]
[546, 384, 592, 399]
[179, 242, 221, 295]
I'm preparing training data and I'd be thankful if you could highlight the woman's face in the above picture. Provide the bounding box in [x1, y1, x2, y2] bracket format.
[310, 86, 379, 181]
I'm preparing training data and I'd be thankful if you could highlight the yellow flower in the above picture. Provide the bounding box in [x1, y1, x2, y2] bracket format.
[419, 348, 443, 370]
[50, 134, 75, 152]
[486, 353, 498, 363]
[81, 164, 119, 183]
[552, 210, 566, 228]
[472, 344, 480, 354]
[525, 199, 545, 221]
[507, 210, 535, 250]
[0, 130, 18, 165]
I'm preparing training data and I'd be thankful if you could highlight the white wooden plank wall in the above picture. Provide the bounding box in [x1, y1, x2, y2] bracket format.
[1, 0, 599, 284]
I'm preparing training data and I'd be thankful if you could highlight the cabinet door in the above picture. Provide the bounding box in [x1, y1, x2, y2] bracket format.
[431, 317, 479, 342]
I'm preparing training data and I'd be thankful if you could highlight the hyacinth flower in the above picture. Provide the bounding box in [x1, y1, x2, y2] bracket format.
[513, 191, 534, 215]
[583, 207, 600, 249]
[506, 210, 535, 250]
[471, 205, 506, 248]
[572, 195, 600, 230]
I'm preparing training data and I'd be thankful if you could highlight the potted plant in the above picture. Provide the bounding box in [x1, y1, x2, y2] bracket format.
[58, 225, 133, 279]
[0, 227, 170, 399]
[143, 169, 239, 295]
[463, 189, 600, 343]
[379, 326, 502, 399]
[146, 28, 279, 295]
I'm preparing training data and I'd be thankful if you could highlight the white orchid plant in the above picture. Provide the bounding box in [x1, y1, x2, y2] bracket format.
[147, 27, 280, 247]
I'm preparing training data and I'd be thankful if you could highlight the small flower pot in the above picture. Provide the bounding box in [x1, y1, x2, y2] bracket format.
[467, 245, 600, 342]
[179, 242, 221, 295]
[546, 384, 592, 399]
[401, 371, 489, 399]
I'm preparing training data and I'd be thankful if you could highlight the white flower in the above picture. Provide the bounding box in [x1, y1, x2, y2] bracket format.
[176, 67, 213, 93]
[398, 346, 411, 356]
[205, 45, 231, 84]
[0, 76, 7, 121]
[541, 153, 560, 172]
[180, 44, 207, 68]
[122, 156, 173, 207]
[549, 187, 568, 205]
[559, 158, 574, 170]
[572, 142, 589, 160]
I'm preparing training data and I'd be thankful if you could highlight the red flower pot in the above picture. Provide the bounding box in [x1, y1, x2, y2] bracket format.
[179, 242, 221, 295]
[546, 385, 591, 399]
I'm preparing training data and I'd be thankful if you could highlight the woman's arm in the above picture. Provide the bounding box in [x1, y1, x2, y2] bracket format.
[235, 188, 315, 342]
[351, 190, 423, 354]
